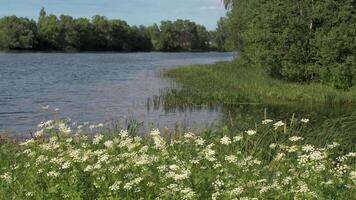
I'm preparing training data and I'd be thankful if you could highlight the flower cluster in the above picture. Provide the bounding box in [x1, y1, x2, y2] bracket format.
[0, 118, 354, 199]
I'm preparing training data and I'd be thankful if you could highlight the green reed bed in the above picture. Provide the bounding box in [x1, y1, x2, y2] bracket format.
[163, 60, 356, 107]
[0, 119, 355, 199]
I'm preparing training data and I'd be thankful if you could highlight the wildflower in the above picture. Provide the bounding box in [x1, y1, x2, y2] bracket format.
[181, 187, 196, 200]
[322, 180, 334, 185]
[123, 177, 143, 190]
[166, 165, 191, 181]
[289, 136, 304, 142]
[62, 162, 71, 169]
[273, 121, 285, 129]
[93, 134, 104, 144]
[346, 152, 356, 158]
[287, 145, 298, 153]
[109, 181, 122, 191]
[184, 132, 195, 139]
[25, 192, 33, 197]
[302, 144, 315, 152]
[262, 119, 273, 124]
[66, 138, 73, 143]
[34, 129, 44, 138]
[301, 118, 310, 123]
[275, 153, 285, 161]
[213, 179, 224, 188]
[296, 181, 309, 193]
[191, 159, 199, 164]
[259, 186, 271, 194]
[84, 165, 94, 172]
[245, 130, 256, 136]
[282, 177, 292, 185]
[195, 137, 205, 146]
[150, 129, 165, 149]
[269, 143, 277, 149]
[58, 123, 71, 134]
[229, 187, 244, 196]
[213, 162, 222, 169]
[0, 172, 12, 184]
[201, 144, 216, 161]
[233, 135, 243, 142]
[37, 120, 54, 128]
[350, 171, 356, 180]
[150, 128, 160, 137]
[47, 171, 60, 177]
[309, 150, 325, 161]
[220, 136, 232, 145]
[119, 130, 129, 138]
[327, 142, 340, 149]
[225, 155, 237, 163]
[104, 140, 114, 148]
[20, 139, 34, 146]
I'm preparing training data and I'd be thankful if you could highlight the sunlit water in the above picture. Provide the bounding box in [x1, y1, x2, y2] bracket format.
[0, 52, 234, 136]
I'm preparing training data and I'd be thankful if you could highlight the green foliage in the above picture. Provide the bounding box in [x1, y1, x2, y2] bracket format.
[209, 17, 234, 51]
[108, 19, 130, 51]
[151, 20, 211, 51]
[0, 8, 214, 52]
[0, 16, 37, 50]
[38, 12, 62, 50]
[226, 0, 356, 89]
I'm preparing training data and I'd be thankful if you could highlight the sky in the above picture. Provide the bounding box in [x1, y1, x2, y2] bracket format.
[0, 0, 226, 30]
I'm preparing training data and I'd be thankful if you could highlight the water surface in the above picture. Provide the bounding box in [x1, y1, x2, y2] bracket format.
[0, 52, 234, 136]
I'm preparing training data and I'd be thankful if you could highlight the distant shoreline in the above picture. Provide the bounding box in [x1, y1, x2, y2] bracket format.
[0, 50, 229, 54]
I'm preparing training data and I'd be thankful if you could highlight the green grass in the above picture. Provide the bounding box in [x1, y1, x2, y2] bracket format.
[162, 60, 356, 107]
[0, 119, 355, 199]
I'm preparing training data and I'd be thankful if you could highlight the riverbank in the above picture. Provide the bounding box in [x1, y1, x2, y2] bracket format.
[163, 60, 356, 106]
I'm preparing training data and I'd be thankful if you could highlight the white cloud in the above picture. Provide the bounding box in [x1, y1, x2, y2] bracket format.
[200, 5, 221, 10]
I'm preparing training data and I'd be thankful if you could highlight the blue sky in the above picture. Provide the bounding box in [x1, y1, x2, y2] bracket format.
[0, 0, 226, 30]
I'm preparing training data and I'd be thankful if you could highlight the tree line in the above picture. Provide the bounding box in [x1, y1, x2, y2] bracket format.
[223, 0, 356, 89]
[0, 8, 228, 52]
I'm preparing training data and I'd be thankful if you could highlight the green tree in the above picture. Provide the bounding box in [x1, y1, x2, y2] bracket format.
[37, 8, 61, 50]
[0, 16, 37, 50]
[74, 18, 93, 50]
[0, 8, 213, 52]
[157, 20, 210, 51]
[91, 15, 110, 50]
[59, 15, 80, 50]
[147, 24, 161, 50]
[128, 26, 153, 51]
[108, 19, 130, 51]
[225, 0, 356, 89]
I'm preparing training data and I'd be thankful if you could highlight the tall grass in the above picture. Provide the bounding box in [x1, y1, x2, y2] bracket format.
[163, 60, 356, 107]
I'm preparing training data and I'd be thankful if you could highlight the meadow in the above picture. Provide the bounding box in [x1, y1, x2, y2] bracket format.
[1, 118, 355, 199]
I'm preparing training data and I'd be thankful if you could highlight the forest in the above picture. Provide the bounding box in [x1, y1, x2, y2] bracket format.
[0, 8, 227, 52]
[222, 0, 356, 89]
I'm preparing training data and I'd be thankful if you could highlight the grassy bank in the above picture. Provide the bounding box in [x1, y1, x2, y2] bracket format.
[1, 119, 355, 199]
[163, 60, 356, 106]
